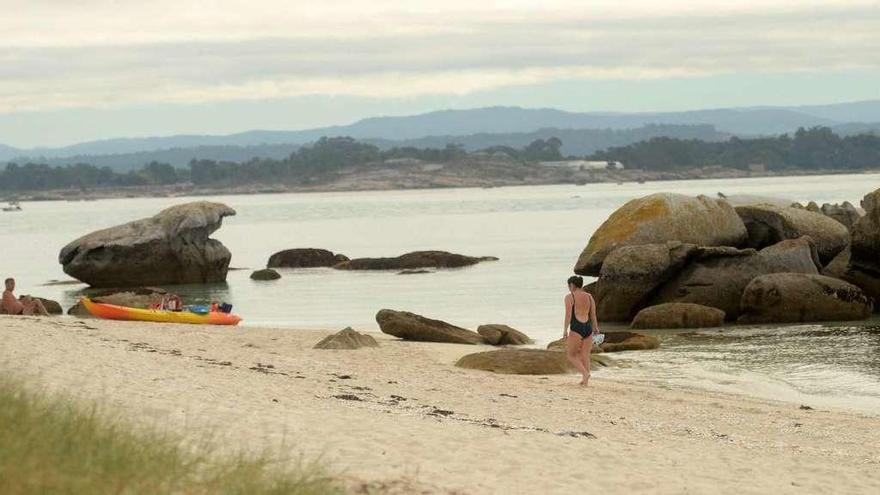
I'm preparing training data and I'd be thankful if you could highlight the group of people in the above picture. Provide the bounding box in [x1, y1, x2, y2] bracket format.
[1, 278, 49, 316]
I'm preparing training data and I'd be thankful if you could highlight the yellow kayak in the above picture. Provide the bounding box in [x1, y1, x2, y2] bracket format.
[81, 298, 242, 326]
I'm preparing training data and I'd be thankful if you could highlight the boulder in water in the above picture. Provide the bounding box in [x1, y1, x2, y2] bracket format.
[476, 324, 533, 345]
[734, 204, 849, 264]
[250, 269, 281, 281]
[336, 251, 498, 271]
[631, 303, 725, 329]
[375, 309, 486, 345]
[59, 202, 235, 287]
[314, 327, 379, 349]
[267, 248, 349, 268]
[739, 273, 872, 323]
[574, 193, 747, 276]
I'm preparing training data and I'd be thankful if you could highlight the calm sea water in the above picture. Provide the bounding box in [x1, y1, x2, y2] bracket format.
[3, 174, 880, 412]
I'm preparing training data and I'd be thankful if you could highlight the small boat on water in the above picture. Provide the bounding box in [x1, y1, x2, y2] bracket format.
[81, 298, 242, 326]
[2, 201, 22, 212]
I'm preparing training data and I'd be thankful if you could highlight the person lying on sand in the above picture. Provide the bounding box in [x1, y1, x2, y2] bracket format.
[2, 278, 49, 316]
[563, 275, 600, 386]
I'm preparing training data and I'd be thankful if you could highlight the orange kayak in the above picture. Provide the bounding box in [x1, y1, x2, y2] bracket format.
[81, 298, 242, 326]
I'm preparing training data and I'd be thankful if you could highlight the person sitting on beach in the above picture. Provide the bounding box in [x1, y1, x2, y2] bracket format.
[1, 278, 49, 316]
[563, 275, 600, 386]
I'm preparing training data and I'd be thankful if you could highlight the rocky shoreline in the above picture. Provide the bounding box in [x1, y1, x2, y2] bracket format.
[4, 165, 878, 203]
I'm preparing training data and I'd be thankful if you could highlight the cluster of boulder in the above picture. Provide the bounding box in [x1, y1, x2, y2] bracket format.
[575, 190, 880, 327]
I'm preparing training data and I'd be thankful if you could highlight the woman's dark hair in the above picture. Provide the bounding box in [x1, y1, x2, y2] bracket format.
[567, 275, 584, 288]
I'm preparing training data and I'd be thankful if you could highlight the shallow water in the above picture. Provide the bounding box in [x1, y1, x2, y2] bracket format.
[3, 173, 880, 412]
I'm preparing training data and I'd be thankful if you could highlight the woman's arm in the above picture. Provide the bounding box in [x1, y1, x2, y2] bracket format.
[562, 294, 571, 338]
[588, 293, 600, 334]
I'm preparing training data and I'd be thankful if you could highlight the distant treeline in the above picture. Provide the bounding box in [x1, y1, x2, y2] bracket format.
[3, 128, 880, 193]
[589, 127, 880, 171]
[0, 137, 563, 192]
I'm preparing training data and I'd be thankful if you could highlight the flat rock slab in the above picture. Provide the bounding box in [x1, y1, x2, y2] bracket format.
[336, 251, 498, 271]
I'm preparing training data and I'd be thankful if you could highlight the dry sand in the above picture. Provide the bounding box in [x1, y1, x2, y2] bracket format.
[1, 315, 878, 494]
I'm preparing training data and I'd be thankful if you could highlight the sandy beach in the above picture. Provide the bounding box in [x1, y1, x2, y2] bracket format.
[1, 315, 878, 494]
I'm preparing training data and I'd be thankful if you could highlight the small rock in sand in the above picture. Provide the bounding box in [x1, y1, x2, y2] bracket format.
[315, 328, 378, 350]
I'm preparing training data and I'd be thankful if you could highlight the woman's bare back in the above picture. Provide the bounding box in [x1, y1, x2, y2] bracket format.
[566, 290, 592, 323]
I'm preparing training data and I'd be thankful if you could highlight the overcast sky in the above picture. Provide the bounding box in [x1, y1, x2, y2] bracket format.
[3, 0, 880, 147]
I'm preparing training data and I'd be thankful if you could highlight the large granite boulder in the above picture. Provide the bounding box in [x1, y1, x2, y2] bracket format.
[631, 303, 725, 329]
[68, 287, 167, 317]
[820, 202, 863, 231]
[648, 237, 820, 320]
[735, 204, 849, 264]
[336, 251, 497, 271]
[574, 193, 746, 276]
[591, 241, 699, 321]
[739, 273, 872, 323]
[844, 188, 880, 301]
[314, 327, 379, 350]
[267, 248, 349, 268]
[476, 324, 533, 345]
[456, 349, 611, 375]
[375, 309, 486, 344]
[59, 202, 235, 287]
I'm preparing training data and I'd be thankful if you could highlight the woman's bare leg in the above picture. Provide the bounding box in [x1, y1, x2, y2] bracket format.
[566, 334, 589, 385]
[580, 338, 593, 386]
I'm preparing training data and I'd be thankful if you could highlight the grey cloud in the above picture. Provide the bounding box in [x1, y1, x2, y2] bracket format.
[2, 3, 879, 109]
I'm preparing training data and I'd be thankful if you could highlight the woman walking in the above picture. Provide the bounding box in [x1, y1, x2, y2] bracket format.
[563, 275, 600, 386]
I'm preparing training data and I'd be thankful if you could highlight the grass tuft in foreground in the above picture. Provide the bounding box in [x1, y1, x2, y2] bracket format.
[0, 376, 338, 495]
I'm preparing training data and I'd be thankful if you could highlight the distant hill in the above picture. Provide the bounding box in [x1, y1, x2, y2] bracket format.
[3, 100, 879, 168]
[365, 124, 728, 157]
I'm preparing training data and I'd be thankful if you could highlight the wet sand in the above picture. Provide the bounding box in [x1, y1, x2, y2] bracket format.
[1, 316, 878, 494]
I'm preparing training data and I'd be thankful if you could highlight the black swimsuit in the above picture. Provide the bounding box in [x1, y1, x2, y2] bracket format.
[569, 293, 593, 339]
